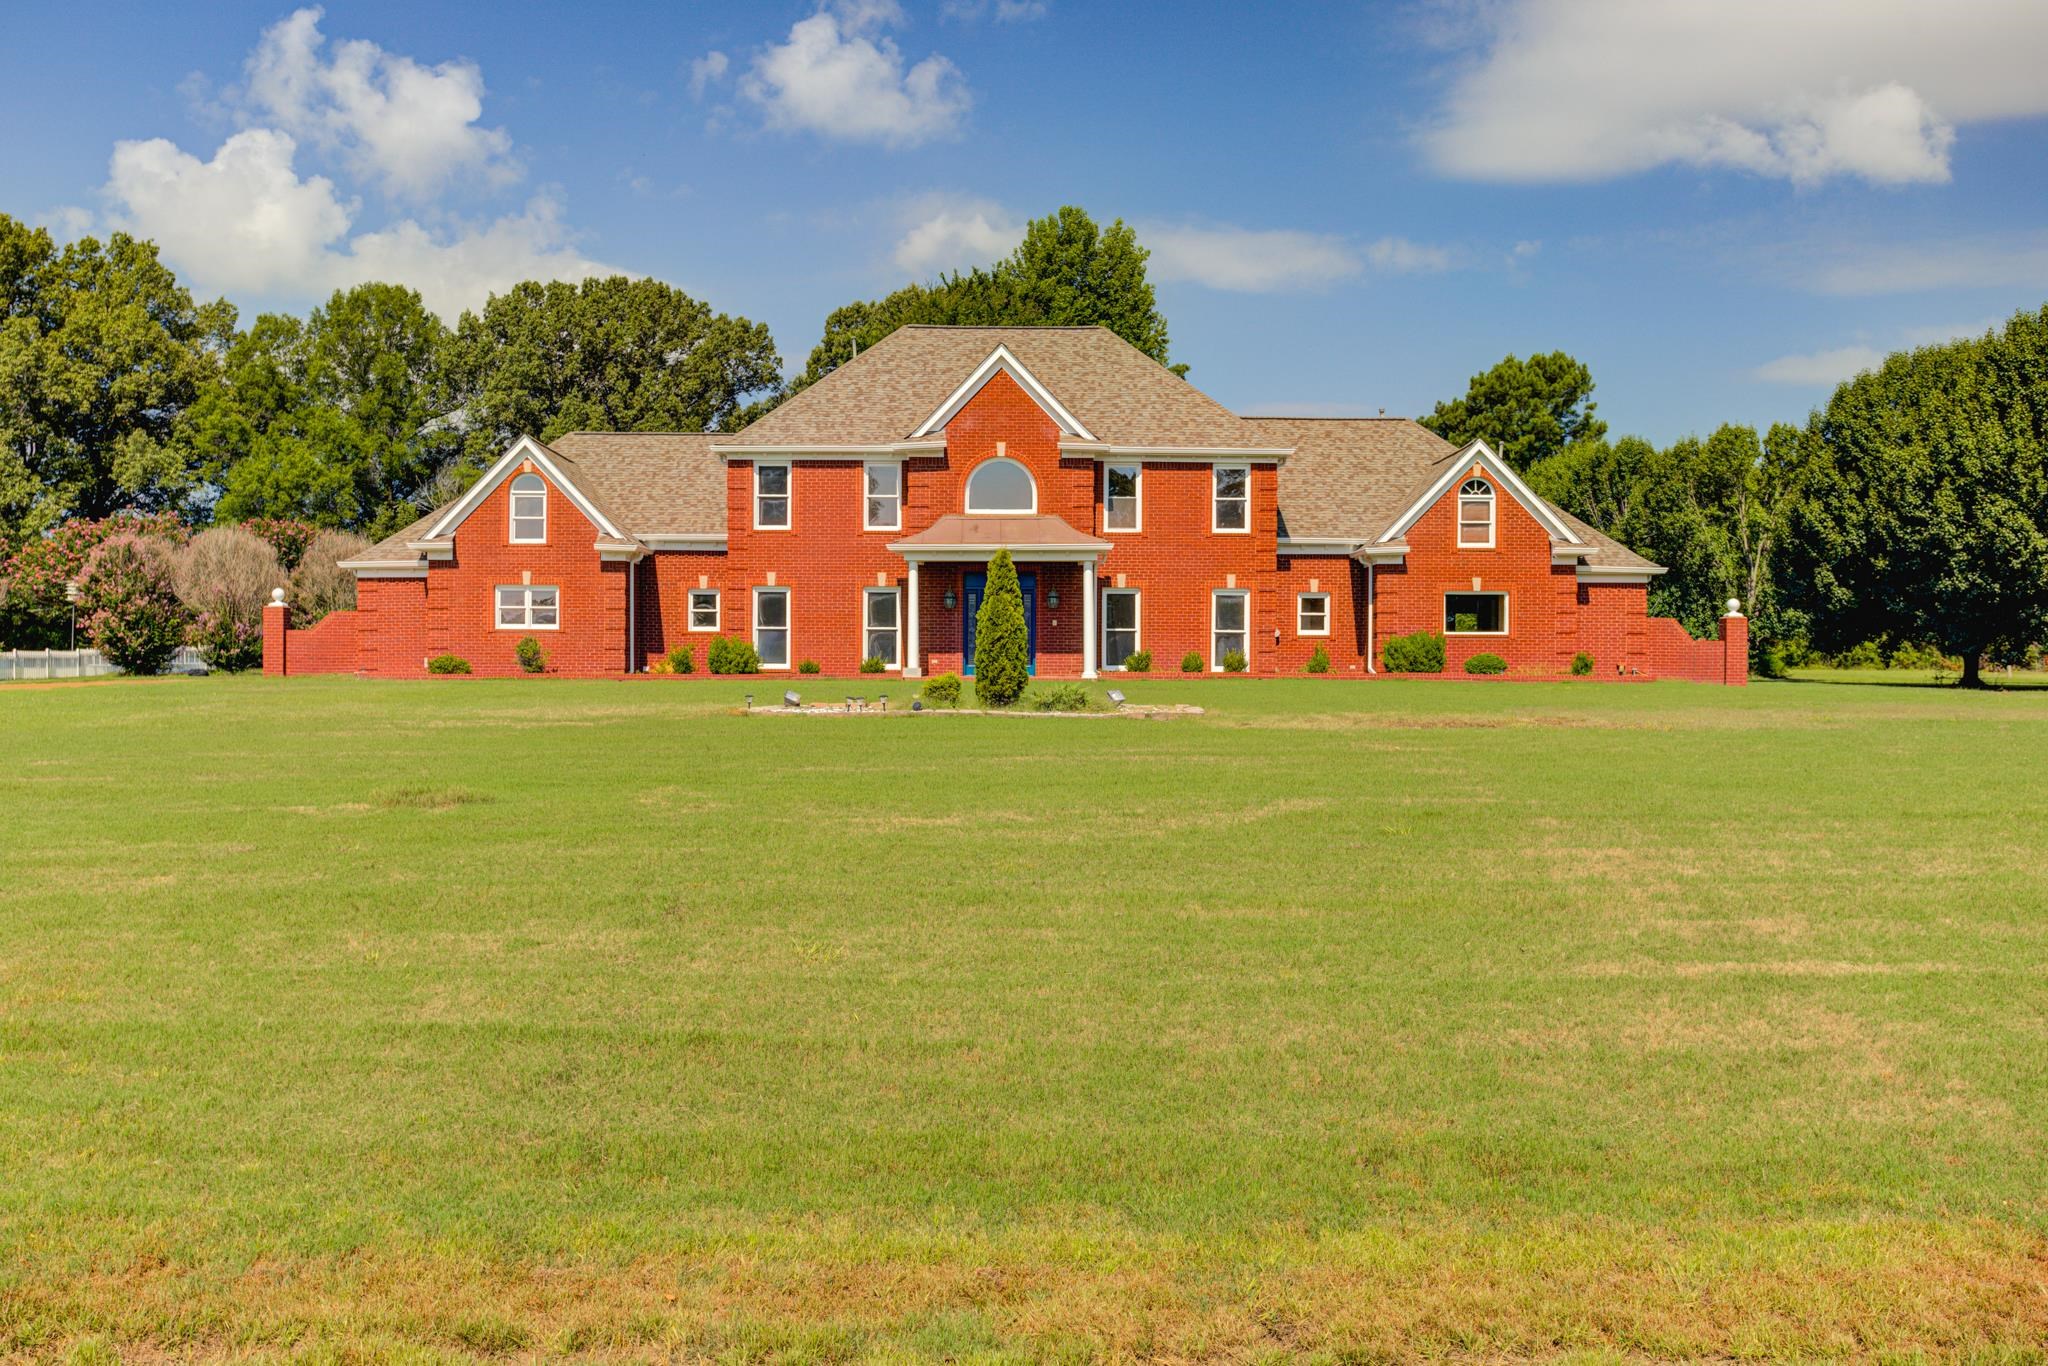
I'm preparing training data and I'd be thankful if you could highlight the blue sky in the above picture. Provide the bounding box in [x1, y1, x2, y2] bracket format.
[7, 0, 2048, 444]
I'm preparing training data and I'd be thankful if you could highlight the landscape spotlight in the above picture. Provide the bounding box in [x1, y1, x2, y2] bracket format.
[1107, 689, 1125, 706]
[745, 693, 753, 710]
[878, 693, 888, 711]
[784, 691, 800, 708]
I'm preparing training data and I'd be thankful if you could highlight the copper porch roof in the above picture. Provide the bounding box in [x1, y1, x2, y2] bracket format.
[887, 513, 1112, 553]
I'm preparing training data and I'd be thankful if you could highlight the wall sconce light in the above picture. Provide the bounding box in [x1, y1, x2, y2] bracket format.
[1046, 587, 1061, 608]
[943, 588, 957, 610]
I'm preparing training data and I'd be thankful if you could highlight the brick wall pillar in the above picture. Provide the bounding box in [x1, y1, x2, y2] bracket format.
[262, 589, 289, 676]
[1718, 599, 1748, 687]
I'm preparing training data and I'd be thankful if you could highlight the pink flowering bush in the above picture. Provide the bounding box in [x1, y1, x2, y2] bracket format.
[0, 514, 185, 648]
[77, 535, 190, 674]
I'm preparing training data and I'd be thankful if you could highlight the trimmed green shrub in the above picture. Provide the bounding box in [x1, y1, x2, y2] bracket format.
[921, 672, 962, 706]
[1305, 645, 1331, 674]
[798, 658, 821, 674]
[1221, 649, 1248, 673]
[973, 549, 1030, 706]
[668, 644, 695, 674]
[1382, 630, 1446, 673]
[1464, 652, 1507, 675]
[1029, 682, 1092, 712]
[1453, 612, 1479, 634]
[427, 654, 472, 675]
[515, 636, 546, 674]
[707, 636, 760, 674]
[1123, 649, 1152, 673]
[77, 535, 189, 675]
[1570, 651, 1594, 676]
[859, 655, 885, 674]
[1180, 651, 1203, 673]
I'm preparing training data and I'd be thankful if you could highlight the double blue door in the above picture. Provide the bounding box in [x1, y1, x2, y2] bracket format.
[961, 572, 1036, 676]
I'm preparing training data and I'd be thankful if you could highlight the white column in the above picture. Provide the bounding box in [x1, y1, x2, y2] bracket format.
[904, 559, 922, 677]
[1080, 558, 1099, 679]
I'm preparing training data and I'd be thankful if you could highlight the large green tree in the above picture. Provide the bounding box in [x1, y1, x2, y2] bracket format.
[0, 215, 235, 540]
[1780, 307, 2048, 686]
[1422, 352, 1607, 471]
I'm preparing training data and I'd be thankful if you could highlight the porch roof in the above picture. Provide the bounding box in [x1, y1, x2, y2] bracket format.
[888, 513, 1113, 562]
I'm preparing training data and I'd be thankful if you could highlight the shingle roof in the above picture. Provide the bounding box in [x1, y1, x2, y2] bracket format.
[546, 432, 724, 535]
[720, 325, 1265, 449]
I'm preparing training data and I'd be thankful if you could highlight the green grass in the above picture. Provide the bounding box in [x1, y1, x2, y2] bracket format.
[3, 673, 2047, 1361]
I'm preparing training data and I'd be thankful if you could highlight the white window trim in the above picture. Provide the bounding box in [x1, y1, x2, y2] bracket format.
[1297, 592, 1331, 636]
[754, 462, 791, 531]
[1457, 478, 1496, 550]
[495, 584, 560, 631]
[1212, 463, 1250, 535]
[753, 586, 792, 669]
[1101, 587, 1141, 670]
[1103, 462, 1143, 533]
[509, 473, 547, 545]
[863, 461, 902, 532]
[964, 456, 1038, 515]
[861, 586, 902, 669]
[1444, 591, 1510, 636]
[687, 588, 721, 633]
[1210, 588, 1250, 671]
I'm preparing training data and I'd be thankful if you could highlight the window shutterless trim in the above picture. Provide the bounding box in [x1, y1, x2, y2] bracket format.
[754, 462, 791, 531]
[863, 461, 902, 532]
[1211, 463, 1250, 534]
[1457, 477, 1496, 549]
[509, 472, 547, 544]
[1100, 587, 1140, 669]
[687, 588, 720, 632]
[1210, 588, 1250, 671]
[860, 586, 902, 669]
[1443, 590, 1510, 635]
[1297, 592, 1330, 636]
[495, 584, 560, 630]
[753, 586, 792, 668]
[963, 457, 1037, 515]
[1103, 462, 1142, 533]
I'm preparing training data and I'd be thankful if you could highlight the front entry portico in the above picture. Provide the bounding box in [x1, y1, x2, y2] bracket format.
[890, 514, 1113, 680]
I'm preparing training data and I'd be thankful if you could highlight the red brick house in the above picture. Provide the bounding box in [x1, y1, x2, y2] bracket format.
[264, 326, 1745, 683]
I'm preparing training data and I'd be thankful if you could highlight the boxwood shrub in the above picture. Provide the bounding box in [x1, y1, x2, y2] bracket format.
[1305, 645, 1331, 674]
[920, 672, 962, 706]
[1123, 650, 1152, 673]
[798, 659, 821, 674]
[515, 636, 546, 674]
[707, 636, 760, 674]
[1180, 651, 1203, 673]
[1221, 649, 1248, 673]
[1570, 651, 1594, 676]
[1464, 652, 1507, 675]
[859, 655, 885, 674]
[1382, 630, 1445, 673]
[1028, 682, 1092, 712]
[427, 653, 472, 675]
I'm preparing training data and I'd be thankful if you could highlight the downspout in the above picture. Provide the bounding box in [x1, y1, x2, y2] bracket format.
[627, 560, 637, 673]
[1365, 557, 1376, 674]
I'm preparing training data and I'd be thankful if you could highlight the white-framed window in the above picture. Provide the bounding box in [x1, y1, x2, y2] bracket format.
[1212, 464, 1249, 533]
[1211, 589, 1249, 669]
[1444, 591, 1508, 635]
[863, 462, 901, 531]
[1104, 463, 1141, 532]
[964, 457, 1036, 514]
[1102, 588, 1140, 669]
[496, 584, 559, 630]
[1457, 477, 1495, 548]
[1297, 592, 1330, 636]
[509, 472, 547, 543]
[688, 588, 720, 632]
[753, 587, 791, 668]
[862, 587, 900, 668]
[755, 462, 790, 530]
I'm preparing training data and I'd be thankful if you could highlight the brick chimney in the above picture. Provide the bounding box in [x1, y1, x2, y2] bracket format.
[1719, 598, 1748, 687]
[263, 587, 289, 676]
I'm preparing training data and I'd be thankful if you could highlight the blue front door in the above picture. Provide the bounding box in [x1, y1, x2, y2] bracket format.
[961, 572, 1036, 676]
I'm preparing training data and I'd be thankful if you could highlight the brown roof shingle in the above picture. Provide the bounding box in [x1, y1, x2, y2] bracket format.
[546, 432, 725, 535]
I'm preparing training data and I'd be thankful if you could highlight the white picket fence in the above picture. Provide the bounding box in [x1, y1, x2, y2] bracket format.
[0, 646, 207, 681]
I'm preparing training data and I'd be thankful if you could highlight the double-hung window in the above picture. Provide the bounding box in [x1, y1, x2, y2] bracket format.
[864, 462, 901, 531]
[1104, 464, 1141, 531]
[496, 584, 558, 629]
[688, 589, 720, 632]
[1211, 590, 1249, 669]
[1457, 478, 1495, 548]
[1212, 464, 1249, 532]
[509, 473, 546, 543]
[863, 588, 900, 668]
[1297, 592, 1330, 635]
[1102, 589, 1139, 668]
[753, 587, 791, 668]
[755, 463, 790, 530]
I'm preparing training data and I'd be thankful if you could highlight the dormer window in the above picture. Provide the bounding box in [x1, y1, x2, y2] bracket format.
[509, 473, 546, 543]
[964, 457, 1036, 514]
[1457, 477, 1495, 548]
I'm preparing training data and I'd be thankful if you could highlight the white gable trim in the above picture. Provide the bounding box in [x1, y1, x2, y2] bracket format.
[423, 435, 627, 543]
[910, 345, 1098, 442]
[1375, 439, 1582, 547]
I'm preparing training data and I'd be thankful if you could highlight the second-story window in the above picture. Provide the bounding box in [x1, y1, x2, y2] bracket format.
[1458, 477, 1495, 548]
[864, 462, 901, 531]
[1104, 463, 1140, 531]
[755, 462, 790, 530]
[1213, 464, 1249, 532]
[964, 457, 1036, 514]
[509, 473, 546, 543]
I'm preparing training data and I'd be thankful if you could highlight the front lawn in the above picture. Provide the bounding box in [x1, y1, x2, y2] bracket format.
[3, 675, 2045, 1360]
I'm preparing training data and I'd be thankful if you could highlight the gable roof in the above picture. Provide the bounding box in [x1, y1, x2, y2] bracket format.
[719, 326, 1262, 450]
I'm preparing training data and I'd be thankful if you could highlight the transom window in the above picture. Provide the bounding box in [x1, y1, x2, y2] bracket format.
[1213, 464, 1249, 533]
[754, 587, 791, 668]
[864, 462, 901, 531]
[509, 473, 546, 543]
[688, 589, 720, 632]
[1211, 590, 1249, 670]
[1457, 477, 1495, 548]
[755, 463, 790, 530]
[1444, 591, 1507, 635]
[863, 588, 900, 668]
[496, 584, 558, 630]
[1102, 588, 1140, 669]
[1297, 592, 1330, 636]
[964, 457, 1036, 514]
[1104, 464, 1141, 531]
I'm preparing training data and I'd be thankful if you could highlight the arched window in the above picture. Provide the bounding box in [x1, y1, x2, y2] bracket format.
[964, 457, 1036, 514]
[509, 472, 547, 543]
[1457, 477, 1494, 548]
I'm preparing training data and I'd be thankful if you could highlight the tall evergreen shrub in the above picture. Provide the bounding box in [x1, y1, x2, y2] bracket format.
[973, 549, 1030, 706]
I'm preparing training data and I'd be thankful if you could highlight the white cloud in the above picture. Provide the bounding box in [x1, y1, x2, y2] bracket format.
[941, 0, 1048, 20]
[1806, 234, 2048, 295]
[891, 196, 1021, 274]
[243, 7, 517, 199]
[1752, 345, 1886, 386]
[1421, 0, 2048, 186]
[688, 50, 729, 99]
[1141, 225, 1453, 293]
[737, 3, 971, 147]
[1363, 236, 1454, 273]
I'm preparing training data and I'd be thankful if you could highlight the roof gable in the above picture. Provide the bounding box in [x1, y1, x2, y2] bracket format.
[422, 436, 629, 545]
[1376, 439, 1582, 547]
[909, 344, 1097, 441]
